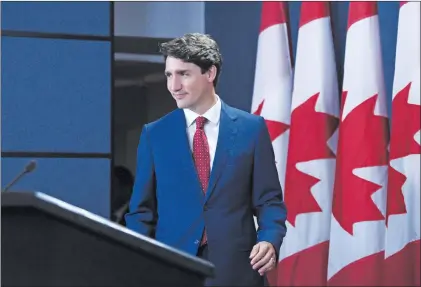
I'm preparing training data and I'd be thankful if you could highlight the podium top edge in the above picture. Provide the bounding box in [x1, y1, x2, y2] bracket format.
[1, 191, 215, 277]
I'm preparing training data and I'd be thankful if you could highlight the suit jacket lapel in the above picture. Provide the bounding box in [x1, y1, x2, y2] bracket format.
[205, 103, 238, 204]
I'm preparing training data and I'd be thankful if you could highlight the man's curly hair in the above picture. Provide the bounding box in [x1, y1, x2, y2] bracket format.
[159, 33, 223, 87]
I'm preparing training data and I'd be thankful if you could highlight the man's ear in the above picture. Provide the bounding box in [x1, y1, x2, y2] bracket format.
[207, 65, 217, 84]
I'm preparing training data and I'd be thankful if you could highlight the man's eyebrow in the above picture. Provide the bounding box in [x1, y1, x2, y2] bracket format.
[165, 69, 190, 75]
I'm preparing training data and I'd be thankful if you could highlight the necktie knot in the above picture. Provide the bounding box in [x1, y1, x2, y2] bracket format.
[196, 116, 207, 130]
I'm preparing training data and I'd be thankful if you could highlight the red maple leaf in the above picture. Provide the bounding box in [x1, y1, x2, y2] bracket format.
[332, 92, 389, 235]
[253, 99, 290, 141]
[386, 82, 421, 224]
[284, 93, 339, 226]
[386, 167, 408, 225]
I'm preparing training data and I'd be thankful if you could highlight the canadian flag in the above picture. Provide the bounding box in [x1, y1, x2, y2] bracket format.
[251, 0, 292, 190]
[384, 2, 420, 286]
[276, 2, 339, 286]
[250, 2, 292, 284]
[328, 2, 389, 285]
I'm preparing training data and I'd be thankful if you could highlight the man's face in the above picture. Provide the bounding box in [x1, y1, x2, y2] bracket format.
[165, 56, 212, 111]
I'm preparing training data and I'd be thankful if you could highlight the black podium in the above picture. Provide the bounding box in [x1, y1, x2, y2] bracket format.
[1, 191, 214, 286]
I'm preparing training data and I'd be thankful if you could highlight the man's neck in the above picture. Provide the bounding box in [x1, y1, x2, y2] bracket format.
[191, 93, 218, 115]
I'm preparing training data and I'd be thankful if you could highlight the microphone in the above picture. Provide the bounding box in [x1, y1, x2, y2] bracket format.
[2, 160, 37, 192]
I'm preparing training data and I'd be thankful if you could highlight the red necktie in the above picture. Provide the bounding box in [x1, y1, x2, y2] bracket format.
[193, 116, 210, 245]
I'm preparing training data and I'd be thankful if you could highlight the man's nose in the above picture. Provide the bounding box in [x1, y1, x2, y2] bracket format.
[170, 77, 182, 91]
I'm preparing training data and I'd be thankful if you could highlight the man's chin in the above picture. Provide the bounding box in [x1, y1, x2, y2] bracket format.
[175, 100, 190, 109]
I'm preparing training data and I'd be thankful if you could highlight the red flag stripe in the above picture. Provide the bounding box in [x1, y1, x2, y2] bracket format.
[347, 2, 378, 29]
[299, 2, 330, 27]
[260, 1, 288, 32]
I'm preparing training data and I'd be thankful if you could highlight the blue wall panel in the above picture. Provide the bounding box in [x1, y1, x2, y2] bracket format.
[1, 36, 111, 153]
[205, 1, 261, 112]
[1, 157, 110, 218]
[378, 2, 400, 113]
[1, 2, 110, 36]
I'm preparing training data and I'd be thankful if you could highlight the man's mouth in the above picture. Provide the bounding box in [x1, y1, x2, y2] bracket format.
[174, 93, 187, 100]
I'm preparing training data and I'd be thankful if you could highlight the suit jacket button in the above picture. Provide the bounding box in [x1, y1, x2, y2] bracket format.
[204, 205, 208, 211]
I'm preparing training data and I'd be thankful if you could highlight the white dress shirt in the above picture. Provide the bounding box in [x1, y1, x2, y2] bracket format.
[183, 96, 221, 170]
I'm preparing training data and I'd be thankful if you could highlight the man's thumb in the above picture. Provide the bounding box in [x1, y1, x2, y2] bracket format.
[249, 244, 259, 258]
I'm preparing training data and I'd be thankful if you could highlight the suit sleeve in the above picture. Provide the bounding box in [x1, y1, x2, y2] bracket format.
[252, 117, 287, 258]
[125, 124, 158, 238]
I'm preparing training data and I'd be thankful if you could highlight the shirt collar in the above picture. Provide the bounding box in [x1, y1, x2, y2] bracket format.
[184, 95, 221, 127]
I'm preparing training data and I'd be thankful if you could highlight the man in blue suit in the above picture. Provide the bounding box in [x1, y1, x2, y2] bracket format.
[125, 33, 287, 286]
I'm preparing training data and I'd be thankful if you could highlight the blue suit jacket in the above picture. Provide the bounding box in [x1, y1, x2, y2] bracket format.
[126, 102, 287, 286]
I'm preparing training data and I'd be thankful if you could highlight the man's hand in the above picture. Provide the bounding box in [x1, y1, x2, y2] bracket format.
[249, 241, 276, 276]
